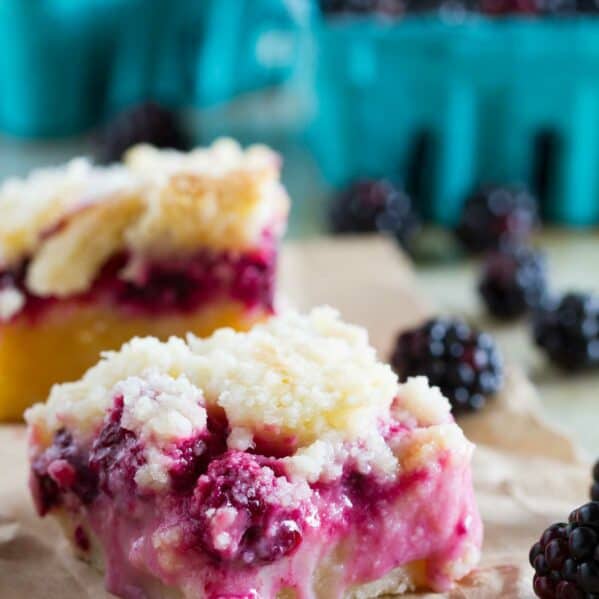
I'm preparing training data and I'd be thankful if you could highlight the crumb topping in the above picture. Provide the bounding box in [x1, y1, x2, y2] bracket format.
[0, 286, 25, 321]
[0, 139, 288, 303]
[0, 159, 135, 268]
[26, 308, 472, 488]
[392, 377, 452, 428]
[118, 371, 207, 445]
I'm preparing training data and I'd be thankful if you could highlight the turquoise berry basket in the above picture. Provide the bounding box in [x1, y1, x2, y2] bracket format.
[308, 13, 599, 226]
[0, 0, 310, 138]
[0, 0, 178, 137]
[196, 0, 314, 107]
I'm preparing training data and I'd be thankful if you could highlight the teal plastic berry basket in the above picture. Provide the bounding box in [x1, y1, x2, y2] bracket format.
[196, 0, 314, 107]
[0, 0, 158, 136]
[308, 14, 599, 226]
[0, 0, 311, 138]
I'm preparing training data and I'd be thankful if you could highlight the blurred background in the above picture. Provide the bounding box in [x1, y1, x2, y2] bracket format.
[1, 0, 599, 452]
[4, 0, 599, 232]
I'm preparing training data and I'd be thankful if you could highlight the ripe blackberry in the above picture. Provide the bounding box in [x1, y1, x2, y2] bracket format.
[533, 292, 599, 370]
[319, 0, 380, 13]
[530, 502, 599, 598]
[390, 318, 503, 413]
[405, 0, 477, 12]
[481, 0, 577, 13]
[456, 185, 539, 254]
[592, 462, 599, 502]
[578, 0, 599, 12]
[94, 101, 188, 164]
[479, 245, 548, 319]
[329, 179, 419, 250]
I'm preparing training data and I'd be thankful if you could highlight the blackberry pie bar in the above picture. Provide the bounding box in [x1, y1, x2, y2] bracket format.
[0, 139, 288, 419]
[26, 307, 482, 599]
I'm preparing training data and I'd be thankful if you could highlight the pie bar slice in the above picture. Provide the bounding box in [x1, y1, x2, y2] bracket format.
[0, 139, 289, 419]
[26, 307, 482, 599]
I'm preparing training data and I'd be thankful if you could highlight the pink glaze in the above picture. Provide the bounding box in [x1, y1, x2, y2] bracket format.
[30, 401, 482, 599]
[0, 238, 277, 324]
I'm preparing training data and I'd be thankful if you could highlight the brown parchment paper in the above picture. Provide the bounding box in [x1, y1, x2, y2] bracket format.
[0, 238, 590, 599]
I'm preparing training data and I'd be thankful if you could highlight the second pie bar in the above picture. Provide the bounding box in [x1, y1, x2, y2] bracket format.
[0, 139, 289, 420]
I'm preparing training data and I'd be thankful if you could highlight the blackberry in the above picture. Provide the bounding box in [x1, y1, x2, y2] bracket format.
[592, 462, 599, 502]
[390, 318, 503, 413]
[94, 101, 188, 164]
[530, 502, 599, 598]
[578, 0, 599, 12]
[456, 185, 539, 254]
[329, 179, 419, 250]
[479, 0, 538, 13]
[319, 0, 380, 13]
[478, 245, 548, 319]
[533, 292, 599, 370]
[405, 0, 477, 13]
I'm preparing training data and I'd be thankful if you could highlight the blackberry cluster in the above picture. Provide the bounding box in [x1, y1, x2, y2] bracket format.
[456, 185, 539, 254]
[320, 0, 598, 14]
[530, 502, 599, 598]
[479, 245, 548, 319]
[94, 101, 188, 164]
[533, 292, 599, 370]
[481, 0, 577, 14]
[320, 0, 478, 14]
[390, 318, 503, 413]
[593, 462, 599, 502]
[329, 179, 419, 250]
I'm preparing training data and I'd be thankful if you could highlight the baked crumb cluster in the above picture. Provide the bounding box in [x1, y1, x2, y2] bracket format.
[26, 308, 481, 598]
[27, 307, 470, 490]
[0, 139, 288, 311]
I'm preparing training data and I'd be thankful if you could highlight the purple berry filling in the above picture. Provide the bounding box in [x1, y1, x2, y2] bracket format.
[31, 428, 98, 516]
[89, 397, 146, 497]
[189, 451, 303, 565]
[1, 240, 276, 324]
[168, 417, 229, 493]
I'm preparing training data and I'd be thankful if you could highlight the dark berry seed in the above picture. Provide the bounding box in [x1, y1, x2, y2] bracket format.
[578, 561, 599, 593]
[569, 527, 598, 560]
[542, 523, 568, 546]
[561, 558, 579, 583]
[534, 554, 550, 576]
[545, 538, 569, 570]
[556, 580, 585, 599]
[570, 503, 599, 528]
[390, 317, 503, 413]
[534, 574, 556, 599]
